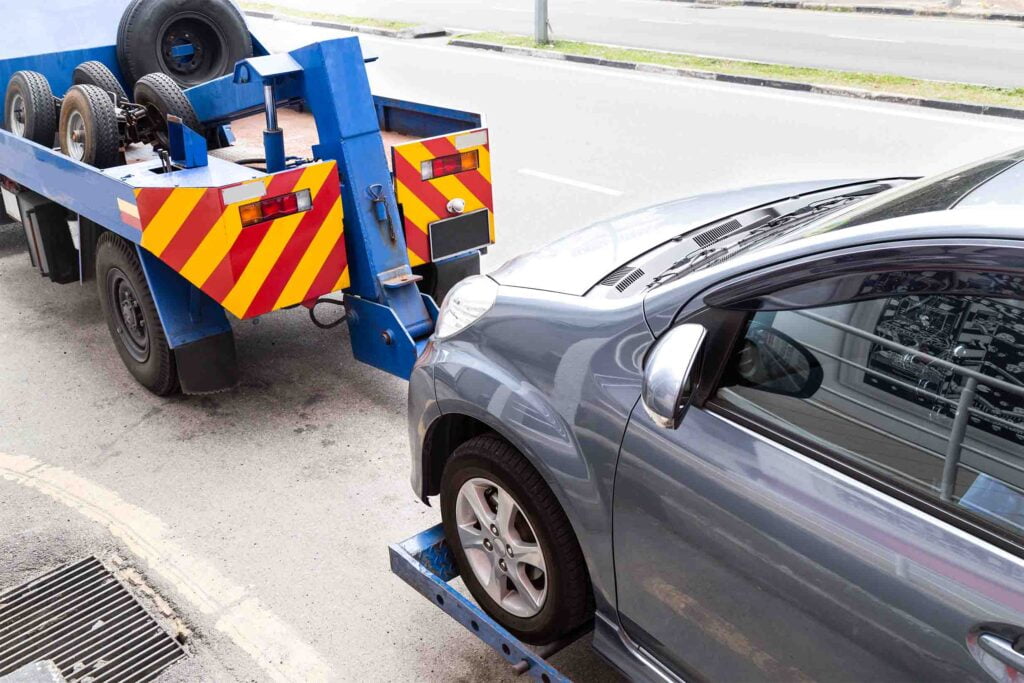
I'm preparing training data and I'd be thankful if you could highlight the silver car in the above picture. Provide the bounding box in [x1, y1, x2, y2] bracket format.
[407, 147, 1024, 682]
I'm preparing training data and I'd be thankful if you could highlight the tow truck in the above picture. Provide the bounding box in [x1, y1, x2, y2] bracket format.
[0, 0, 493, 394]
[2, 2, 577, 679]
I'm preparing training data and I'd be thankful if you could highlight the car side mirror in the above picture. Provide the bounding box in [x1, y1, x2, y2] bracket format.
[642, 324, 707, 429]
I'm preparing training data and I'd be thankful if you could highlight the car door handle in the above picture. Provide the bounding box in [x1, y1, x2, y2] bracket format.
[979, 633, 1024, 672]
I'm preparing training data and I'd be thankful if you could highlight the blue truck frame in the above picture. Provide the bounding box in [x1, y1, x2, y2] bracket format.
[0, 8, 485, 386]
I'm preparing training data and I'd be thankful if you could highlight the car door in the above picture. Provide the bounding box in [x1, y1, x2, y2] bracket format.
[613, 246, 1024, 682]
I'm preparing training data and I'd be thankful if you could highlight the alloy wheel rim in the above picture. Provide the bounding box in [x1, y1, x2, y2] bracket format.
[455, 477, 548, 618]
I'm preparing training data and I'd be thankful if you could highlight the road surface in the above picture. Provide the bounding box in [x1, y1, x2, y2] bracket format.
[1, 18, 1023, 682]
[270, 0, 1024, 87]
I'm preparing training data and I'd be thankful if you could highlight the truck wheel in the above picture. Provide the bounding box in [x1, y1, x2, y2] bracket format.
[72, 61, 128, 103]
[134, 73, 202, 150]
[118, 0, 252, 88]
[4, 71, 57, 146]
[59, 85, 122, 169]
[95, 233, 179, 396]
[440, 434, 593, 645]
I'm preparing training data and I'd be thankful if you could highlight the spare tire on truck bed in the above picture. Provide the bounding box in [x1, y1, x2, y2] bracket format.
[117, 0, 252, 88]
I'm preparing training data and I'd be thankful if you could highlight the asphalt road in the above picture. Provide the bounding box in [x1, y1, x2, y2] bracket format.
[270, 0, 1024, 87]
[2, 17, 1024, 682]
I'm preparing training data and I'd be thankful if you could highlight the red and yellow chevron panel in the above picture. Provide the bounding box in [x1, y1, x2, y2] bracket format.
[131, 162, 348, 320]
[392, 128, 494, 267]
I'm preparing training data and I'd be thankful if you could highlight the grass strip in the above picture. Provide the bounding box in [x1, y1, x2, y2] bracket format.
[459, 32, 1024, 110]
[240, 2, 415, 31]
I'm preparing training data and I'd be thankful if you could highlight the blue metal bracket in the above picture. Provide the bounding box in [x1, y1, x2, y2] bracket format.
[389, 525, 573, 682]
[167, 118, 208, 169]
[136, 246, 231, 348]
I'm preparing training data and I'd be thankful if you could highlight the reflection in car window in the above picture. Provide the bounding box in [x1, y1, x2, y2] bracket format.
[957, 160, 1024, 209]
[717, 281, 1024, 541]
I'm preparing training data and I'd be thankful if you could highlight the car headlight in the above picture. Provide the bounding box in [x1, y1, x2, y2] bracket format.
[435, 275, 498, 339]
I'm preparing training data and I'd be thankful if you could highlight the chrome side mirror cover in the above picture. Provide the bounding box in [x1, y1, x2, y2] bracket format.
[642, 323, 707, 429]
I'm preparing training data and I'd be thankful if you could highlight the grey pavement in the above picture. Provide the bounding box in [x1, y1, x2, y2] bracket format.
[266, 0, 1024, 88]
[2, 18, 1024, 681]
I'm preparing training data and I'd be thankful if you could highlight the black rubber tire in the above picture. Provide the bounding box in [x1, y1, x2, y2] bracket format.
[134, 72, 202, 150]
[440, 433, 593, 645]
[95, 233, 180, 396]
[4, 71, 57, 146]
[72, 61, 129, 103]
[118, 0, 252, 88]
[59, 85, 122, 169]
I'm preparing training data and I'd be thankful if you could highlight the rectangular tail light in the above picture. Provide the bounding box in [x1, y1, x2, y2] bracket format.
[239, 189, 312, 227]
[420, 150, 479, 181]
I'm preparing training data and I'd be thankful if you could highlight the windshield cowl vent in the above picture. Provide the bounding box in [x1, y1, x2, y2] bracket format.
[694, 218, 743, 248]
[599, 265, 635, 287]
[616, 268, 645, 292]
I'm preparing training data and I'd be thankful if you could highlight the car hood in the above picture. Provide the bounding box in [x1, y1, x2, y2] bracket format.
[490, 179, 867, 296]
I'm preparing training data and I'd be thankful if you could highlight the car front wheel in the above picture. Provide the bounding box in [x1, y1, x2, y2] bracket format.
[440, 433, 593, 644]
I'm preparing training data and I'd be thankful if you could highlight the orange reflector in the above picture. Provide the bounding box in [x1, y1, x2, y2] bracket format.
[420, 151, 479, 181]
[239, 189, 312, 227]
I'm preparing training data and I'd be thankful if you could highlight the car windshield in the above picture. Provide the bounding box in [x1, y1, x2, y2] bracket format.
[794, 146, 1024, 240]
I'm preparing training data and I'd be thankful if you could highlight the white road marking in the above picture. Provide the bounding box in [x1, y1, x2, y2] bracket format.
[0, 451, 331, 683]
[639, 18, 694, 25]
[828, 34, 906, 44]
[518, 168, 624, 196]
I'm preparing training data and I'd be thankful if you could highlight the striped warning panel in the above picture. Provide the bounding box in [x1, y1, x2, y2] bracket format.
[130, 162, 348, 320]
[392, 128, 494, 267]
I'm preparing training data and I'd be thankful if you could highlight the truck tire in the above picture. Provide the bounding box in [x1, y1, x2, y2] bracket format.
[118, 0, 252, 88]
[59, 85, 122, 169]
[134, 73, 202, 150]
[95, 232, 180, 396]
[4, 71, 57, 146]
[440, 433, 593, 645]
[72, 61, 128, 103]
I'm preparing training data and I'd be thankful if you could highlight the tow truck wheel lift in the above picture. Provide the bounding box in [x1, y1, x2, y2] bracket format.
[0, 2, 577, 678]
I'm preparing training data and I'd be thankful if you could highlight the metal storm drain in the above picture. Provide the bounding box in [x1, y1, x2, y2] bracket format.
[0, 557, 186, 682]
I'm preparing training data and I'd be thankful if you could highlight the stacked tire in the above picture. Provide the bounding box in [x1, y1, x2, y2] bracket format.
[117, 0, 252, 89]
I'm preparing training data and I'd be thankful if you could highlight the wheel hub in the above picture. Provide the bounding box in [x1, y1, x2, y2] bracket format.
[107, 268, 149, 362]
[455, 478, 548, 618]
[9, 93, 25, 137]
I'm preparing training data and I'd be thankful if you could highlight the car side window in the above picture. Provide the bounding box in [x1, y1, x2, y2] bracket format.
[714, 278, 1024, 542]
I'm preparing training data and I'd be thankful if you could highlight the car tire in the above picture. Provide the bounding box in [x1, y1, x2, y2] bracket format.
[95, 232, 180, 396]
[117, 0, 252, 88]
[4, 71, 57, 146]
[72, 61, 129, 103]
[133, 73, 202, 150]
[440, 433, 593, 645]
[59, 85, 122, 169]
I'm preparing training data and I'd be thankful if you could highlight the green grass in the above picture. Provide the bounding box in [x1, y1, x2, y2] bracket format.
[459, 32, 1024, 110]
[240, 2, 415, 31]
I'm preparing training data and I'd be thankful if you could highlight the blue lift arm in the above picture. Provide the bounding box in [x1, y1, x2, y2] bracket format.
[185, 38, 435, 378]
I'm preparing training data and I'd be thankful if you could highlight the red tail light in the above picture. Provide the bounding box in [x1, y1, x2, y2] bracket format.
[421, 150, 479, 181]
[239, 189, 312, 227]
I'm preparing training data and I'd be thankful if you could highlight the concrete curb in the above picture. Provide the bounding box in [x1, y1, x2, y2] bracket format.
[657, 0, 1024, 23]
[243, 10, 447, 39]
[450, 39, 1024, 121]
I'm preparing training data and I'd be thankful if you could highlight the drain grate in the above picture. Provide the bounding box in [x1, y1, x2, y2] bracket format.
[0, 557, 185, 682]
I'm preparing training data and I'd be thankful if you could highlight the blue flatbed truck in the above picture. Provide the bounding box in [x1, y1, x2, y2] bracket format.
[2, 2, 577, 677]
[0, 0, 494, 394]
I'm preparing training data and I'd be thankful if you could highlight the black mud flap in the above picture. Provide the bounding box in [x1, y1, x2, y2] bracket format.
[175, 330, 238, 394]
[413, 249, 481, 305]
